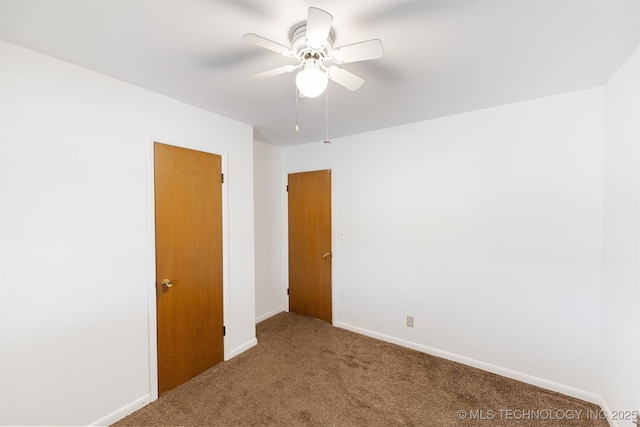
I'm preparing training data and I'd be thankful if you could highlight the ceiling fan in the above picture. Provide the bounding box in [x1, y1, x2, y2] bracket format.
[243, 7, 383, 98]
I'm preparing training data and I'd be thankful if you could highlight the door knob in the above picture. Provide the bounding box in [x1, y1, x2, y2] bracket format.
[162, 279, 173, 288]
[322, 252, 331, 259]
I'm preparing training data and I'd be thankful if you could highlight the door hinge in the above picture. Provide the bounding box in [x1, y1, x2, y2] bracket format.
[286, 184, 288, 192]
[221, 173, 224, 183]
[287, 288, 290, 295]
[223, 326, 226, 336]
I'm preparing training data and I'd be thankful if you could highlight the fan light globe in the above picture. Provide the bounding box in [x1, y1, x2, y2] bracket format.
[296, 65, 328, 98]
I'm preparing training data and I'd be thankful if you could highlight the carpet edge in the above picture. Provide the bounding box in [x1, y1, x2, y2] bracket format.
[333, 321, 606, 408]
[90, 393, 151, 427]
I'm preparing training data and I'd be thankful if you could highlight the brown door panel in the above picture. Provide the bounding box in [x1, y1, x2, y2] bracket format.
[288, 170, 332, 323]
[154, 142, 224, 395]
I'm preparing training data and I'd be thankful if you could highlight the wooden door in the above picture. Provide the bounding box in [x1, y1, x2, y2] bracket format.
[154, 142, 224, 395]
[288, 169, 332, 323]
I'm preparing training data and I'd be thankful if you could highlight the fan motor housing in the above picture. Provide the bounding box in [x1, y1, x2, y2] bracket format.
[290, 23, 334, 60]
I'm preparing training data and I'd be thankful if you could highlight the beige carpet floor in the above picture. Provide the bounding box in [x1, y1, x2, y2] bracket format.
[114, 312, 607, 426]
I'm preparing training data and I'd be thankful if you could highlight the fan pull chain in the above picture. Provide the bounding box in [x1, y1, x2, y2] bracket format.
[324, 83, 331, 144]
[295, 85, 300, 132]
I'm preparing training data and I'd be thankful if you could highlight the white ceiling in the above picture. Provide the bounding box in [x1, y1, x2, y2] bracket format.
[1, 0, 638, 147]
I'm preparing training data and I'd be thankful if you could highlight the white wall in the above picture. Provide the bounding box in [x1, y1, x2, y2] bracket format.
[284, 87, 604, 400]
[0, 41, 256, 426]
[253, 140, 286, 322]
[603, 45, 640, 427]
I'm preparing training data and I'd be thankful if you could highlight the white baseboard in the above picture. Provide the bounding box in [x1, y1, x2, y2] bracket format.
[90, 394, 151, 426]
[256, 309, 285, 323]
[226, 337, 258, 360]
[91, 338, 258, 426]
[596, 397, 618, 427]
[334, 321, 605, 407]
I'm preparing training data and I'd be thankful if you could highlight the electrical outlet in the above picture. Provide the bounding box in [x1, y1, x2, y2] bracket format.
[406, 316, 414, 328]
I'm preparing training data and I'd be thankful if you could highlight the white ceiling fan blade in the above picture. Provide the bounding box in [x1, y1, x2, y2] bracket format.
[306, 7, 333, 50]
[331, 39, 384, 64]
[243, 33, 295, 57]
[327, 66, 365, 91]
[252, 65, 296, 80]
